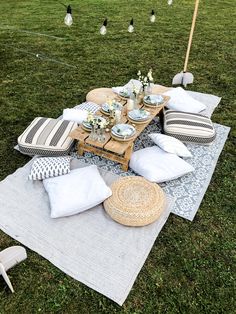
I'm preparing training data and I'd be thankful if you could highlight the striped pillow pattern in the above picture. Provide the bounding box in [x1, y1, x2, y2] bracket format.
[29, 156, 71, 180]
[164, 110, 216, 145]
[74, 102, 100, 113]
[18, 117, 77, 156]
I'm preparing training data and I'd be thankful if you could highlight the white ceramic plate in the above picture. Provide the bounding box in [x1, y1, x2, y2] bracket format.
[118, 89, 131, 98]
[112, 124, 136, 138]
[102, 102, 123, 113]
[128, 109, 150, 121]
[143, 94, 164, 105]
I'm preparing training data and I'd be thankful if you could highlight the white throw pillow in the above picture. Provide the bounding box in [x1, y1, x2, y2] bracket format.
[29, 156, 71, 180]
[43, 165, 112, 218]
[149, 133, 192, 158]
[129, 146, 194, 183]
[164, 87, 206, 113]
[63, 108, 88, 124]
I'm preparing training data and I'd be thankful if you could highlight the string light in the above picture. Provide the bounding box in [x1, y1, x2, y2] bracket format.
[168, 0, 173, 5]
[64, 5, 73, 26]
[150, 10, 156, 23]
[128, 18, 134, 33]
[100, 18, 108, 35]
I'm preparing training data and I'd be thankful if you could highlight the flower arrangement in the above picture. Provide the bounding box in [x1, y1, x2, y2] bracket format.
[107, 98, 120, 112]
[131, 83, 140, 98]
[86, 112, 108, 129]
[137, 69, 154, 91]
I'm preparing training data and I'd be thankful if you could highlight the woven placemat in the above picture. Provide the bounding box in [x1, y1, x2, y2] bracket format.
[104, 176, 166, 226]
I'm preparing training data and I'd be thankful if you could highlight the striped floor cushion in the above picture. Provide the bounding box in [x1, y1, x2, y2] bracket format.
[163, 110, 216, 145]
[18, 117, 77, 156]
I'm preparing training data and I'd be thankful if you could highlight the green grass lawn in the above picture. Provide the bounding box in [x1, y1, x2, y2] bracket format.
[0, 0, 235, 313]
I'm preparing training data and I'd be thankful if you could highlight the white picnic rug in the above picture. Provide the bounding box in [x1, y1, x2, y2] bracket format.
[3, 89, 230, 303]
[0, 158, 174, 305]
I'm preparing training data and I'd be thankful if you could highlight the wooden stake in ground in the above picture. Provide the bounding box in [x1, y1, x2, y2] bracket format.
[172, 0, 200, 87]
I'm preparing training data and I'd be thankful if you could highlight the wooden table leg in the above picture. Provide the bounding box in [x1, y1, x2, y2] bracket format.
[121, 143, 134, 171]
[77, 141, 84, 156]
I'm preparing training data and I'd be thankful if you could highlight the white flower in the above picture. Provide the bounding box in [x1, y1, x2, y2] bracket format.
[137, 70, 141, 76]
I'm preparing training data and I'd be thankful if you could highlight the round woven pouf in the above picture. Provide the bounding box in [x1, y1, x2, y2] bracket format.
[104, 176, 166, 227]
[86, 88, 117, 105]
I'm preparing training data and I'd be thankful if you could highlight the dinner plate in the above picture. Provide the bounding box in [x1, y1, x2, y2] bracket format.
[118, 89, 131, 98]
[143, 94, 164, 105]
[111, 124, 136, 138]
[101, 102, 123, 113]
[128, 109, 150, 121]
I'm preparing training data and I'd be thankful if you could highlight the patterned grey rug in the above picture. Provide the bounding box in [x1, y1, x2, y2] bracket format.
[71, 122, 230, 221]
[71, 90, 230, 221]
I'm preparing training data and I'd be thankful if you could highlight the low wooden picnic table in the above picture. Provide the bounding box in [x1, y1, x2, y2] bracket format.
[70, 89, 170, 171]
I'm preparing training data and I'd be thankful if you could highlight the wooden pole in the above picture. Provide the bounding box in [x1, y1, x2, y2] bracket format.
[183, 0, 200, 72]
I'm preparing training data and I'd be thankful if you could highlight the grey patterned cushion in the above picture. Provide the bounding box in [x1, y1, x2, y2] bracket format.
[29, 156, 71, 180]
[18, 117, 77, 156]
[163, 110, 216, 145]
[74, 102, 100, 113]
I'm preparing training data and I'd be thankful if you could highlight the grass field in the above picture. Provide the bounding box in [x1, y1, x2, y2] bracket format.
[0, 0, 235, 313]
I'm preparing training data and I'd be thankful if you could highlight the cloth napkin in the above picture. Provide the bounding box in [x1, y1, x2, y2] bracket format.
[63, 109, 88, 124]
[163, 87, 206, 113]
[112, 79, 142, 95]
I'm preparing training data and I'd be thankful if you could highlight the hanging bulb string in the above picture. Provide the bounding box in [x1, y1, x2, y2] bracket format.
[0, 28, 66, 40]
[2, 44, 78, 69]
[56, 0, 67, 8]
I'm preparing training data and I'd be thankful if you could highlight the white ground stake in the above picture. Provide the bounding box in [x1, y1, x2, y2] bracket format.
[0, 246, 27, 293]
[172, 0, 200, 87]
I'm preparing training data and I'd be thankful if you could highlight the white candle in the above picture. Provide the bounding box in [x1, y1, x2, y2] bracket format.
[115, 110, 122, 124]
[127, 99, 134, 111]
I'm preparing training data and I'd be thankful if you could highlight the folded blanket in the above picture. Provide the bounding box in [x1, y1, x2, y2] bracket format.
[63, 109, 88, 124]
[163, 87, 206, 113]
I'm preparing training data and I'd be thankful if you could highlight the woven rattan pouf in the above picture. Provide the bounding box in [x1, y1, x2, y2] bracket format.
[103, 176, 166, 227]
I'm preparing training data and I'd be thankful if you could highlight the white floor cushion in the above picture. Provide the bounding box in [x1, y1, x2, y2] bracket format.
[149, 133, 192, 158]
[43, 165, 112, 218]
[129, 146, 194, 183]
[164, 87, 206, 113]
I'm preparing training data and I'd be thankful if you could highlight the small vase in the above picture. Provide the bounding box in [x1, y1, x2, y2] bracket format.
[97, 128, 106, 142]
[144, 84, 152, 96]
[89, 125, 98, 141]
[130, 92, 139, 110]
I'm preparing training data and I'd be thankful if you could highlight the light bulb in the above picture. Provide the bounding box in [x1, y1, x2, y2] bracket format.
[128, 25, 134, 33]
[128, 18, 134, 33]
[64, 5, 73, 27]
[168, 0, 173, 5]
[100, 25, 107, 35]
[150, 10, 156, 23]
[100, 18, 108, 35]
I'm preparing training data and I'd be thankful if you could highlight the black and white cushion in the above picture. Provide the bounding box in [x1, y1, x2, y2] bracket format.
[18, 117, 77, 156]
[29, 156, 71, 180]
[163, 110, 216, 145]
[74, 102, 100, 113]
